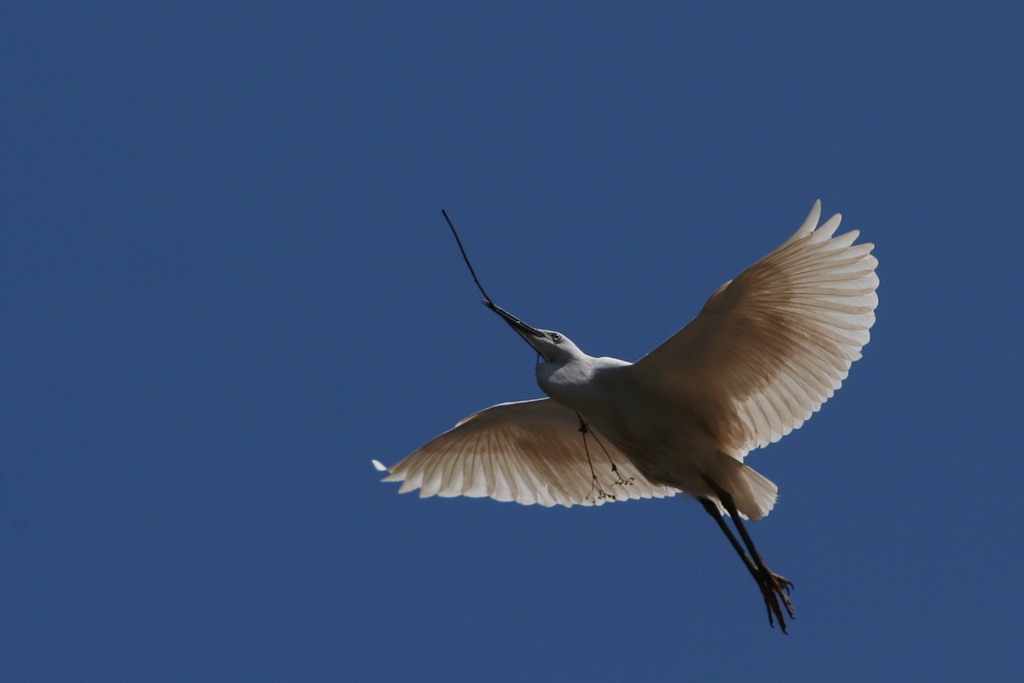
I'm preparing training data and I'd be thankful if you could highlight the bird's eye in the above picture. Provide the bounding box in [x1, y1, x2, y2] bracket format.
[551, 333, 562, 342]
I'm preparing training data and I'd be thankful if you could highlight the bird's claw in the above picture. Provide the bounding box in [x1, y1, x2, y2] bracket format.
[758, 569, 795, 633]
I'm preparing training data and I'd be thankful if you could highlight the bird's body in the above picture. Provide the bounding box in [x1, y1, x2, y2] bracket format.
[537, 353, 768, 518]
[374, 201, 878, 631]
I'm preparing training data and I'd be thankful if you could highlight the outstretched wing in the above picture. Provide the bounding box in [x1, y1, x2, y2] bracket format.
[629, 201, 879, 458]
[376, 398, 676, 507]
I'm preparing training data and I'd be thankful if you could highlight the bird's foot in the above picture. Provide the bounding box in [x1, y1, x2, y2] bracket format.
[757, 568, 795, 633]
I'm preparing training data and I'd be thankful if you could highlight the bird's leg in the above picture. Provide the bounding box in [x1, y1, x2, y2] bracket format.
[698, 496, 788, 630]
[701, 475, 795, 632]
[576, 414, 615, 501]
[698, 497, 759, 580]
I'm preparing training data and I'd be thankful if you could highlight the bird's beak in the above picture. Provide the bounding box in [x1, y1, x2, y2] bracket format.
[483, 301, 546, 350]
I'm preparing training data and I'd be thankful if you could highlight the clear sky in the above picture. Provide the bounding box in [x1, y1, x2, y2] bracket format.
[4, 2, 1023, 681]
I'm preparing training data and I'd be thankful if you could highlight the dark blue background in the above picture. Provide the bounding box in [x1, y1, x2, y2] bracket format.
[4, 3, 1022, 680]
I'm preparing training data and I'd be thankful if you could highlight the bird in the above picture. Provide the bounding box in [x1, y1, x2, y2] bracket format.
[372, 201, 879, 632]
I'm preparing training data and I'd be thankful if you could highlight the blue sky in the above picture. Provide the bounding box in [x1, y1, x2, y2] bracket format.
[4, 2, 1023, 681]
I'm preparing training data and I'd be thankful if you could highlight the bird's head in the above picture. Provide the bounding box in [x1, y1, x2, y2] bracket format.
[484, 301, 582, 364]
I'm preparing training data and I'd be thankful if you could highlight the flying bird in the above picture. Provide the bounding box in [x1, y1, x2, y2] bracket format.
[373, 201, 879, 632]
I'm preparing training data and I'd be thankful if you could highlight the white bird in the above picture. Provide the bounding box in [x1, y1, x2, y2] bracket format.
[373, 201, 878, 632]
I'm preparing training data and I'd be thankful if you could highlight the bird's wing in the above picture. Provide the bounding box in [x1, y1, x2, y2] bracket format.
[628, 201, 879, 458]
[376, 398, 676, 507]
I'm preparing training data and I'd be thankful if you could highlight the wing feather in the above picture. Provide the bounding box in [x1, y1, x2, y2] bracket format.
[378, 398, 676, 507]
[629, 201, 879, 457]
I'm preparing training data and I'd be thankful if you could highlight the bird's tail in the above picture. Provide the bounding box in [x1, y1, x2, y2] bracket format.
[714, 458, 779, 521]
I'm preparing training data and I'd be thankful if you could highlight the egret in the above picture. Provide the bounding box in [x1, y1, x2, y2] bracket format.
[373, 201, 879, 632]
